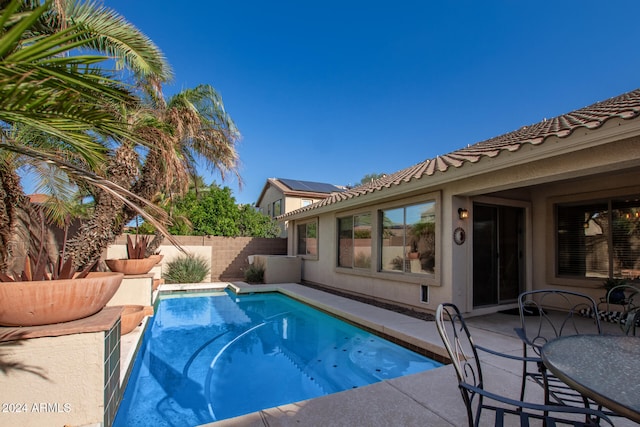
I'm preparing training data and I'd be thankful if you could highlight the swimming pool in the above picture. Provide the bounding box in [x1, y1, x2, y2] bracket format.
[114, 290, 442, 426]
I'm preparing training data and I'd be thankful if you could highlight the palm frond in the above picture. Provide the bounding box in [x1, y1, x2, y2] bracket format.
[3, 141, 182, 249]
[60, 0, 173, 81]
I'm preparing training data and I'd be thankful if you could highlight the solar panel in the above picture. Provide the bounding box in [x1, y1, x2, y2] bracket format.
[278, 178, 343, 194]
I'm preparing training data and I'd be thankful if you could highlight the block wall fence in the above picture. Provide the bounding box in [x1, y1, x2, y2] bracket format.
[110, 235, 288, 281]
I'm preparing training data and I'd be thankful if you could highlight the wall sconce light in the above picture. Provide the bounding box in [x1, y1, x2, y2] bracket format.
[458, 208, 469, 220]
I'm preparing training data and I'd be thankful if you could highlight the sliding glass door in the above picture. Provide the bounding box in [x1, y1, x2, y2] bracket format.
[473, 204, 525, 307]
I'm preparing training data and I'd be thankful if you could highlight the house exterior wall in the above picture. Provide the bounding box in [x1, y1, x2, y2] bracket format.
[531, 159, 640, 305]
[257, 185, 287, 236]
[286, 121, 640, 315]
[257, 183, 325, 237]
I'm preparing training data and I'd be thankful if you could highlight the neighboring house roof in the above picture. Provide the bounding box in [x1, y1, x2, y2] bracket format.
[28, 194, 50, 204]
[256, 177, 346, 207]
[281, 88, 640, 219]
[278, 178, 345, 194]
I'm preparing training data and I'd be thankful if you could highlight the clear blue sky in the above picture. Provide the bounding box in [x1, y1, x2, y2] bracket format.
[104, 0, 640, 205]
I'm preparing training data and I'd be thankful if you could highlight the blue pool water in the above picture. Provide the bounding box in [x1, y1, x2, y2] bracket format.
[114, 291, 441, 426]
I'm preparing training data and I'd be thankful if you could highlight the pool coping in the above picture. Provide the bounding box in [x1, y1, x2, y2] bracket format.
[117, 282, 536, 427]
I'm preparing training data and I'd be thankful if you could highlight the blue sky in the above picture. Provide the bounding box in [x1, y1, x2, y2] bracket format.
[103, 0, 640, 205]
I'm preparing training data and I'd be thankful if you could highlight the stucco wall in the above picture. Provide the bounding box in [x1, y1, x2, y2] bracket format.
[287, 129, 640, 315]
[0, 310, 121, 427]
[107, 236, 287, 282]
[257, 184, 288, 237]
[531, 164, 640, 304]
[296, 192, 446, 313]
[257, 184, 324, 237]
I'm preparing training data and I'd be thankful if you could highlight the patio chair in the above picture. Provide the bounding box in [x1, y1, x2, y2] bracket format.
[602, 284, 640, 336]
[515, 290, 602, 410]
[435, 303, 612, 427]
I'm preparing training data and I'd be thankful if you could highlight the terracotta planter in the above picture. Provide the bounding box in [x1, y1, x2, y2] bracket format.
[106, 257, 158, 275]
[120, 305, 153, 335]
[0, 272, 124, 327]
[149, 254, 164, 265]
[153, 278, 164, 291]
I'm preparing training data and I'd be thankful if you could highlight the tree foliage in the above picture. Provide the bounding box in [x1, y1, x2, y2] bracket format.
[357, 173, 387, 186]
[0, 0, 244, 273]
[0, 0, 173, 271]
[139, 184, 280, 238]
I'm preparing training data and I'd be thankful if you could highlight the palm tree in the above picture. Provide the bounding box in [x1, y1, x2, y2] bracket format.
[1, 1, 241, 272]
[0, 0, 172, 273]
[66, 84, 242, 267]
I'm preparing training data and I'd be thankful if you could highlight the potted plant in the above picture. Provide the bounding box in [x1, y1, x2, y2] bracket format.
[105, 234, 160, 275]
[119, 305, 154, 335]
[0, 251, 123, 327]
[603, 278, 627, 304]
[408, 241, 420, 259]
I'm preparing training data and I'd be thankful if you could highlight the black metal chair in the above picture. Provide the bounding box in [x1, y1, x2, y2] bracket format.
[435, 303, 612, 426]
[602, 284, 640, 336]
[436, 304, 613, 427]
[516, 290, 603, 410]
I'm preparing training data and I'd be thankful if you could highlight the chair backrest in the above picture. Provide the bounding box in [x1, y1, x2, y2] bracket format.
[435, 303, 483, 424]
[518, 289, 601, 356]
[605, 284, 640, 335]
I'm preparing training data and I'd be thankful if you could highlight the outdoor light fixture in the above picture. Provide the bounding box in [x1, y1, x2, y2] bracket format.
[458, 208, 469, 220]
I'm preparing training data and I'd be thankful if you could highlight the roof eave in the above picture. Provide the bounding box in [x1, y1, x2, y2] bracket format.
[282, 115, 640, 221]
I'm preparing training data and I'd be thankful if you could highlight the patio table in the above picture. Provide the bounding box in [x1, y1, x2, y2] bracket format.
[541, 334, 640, 423]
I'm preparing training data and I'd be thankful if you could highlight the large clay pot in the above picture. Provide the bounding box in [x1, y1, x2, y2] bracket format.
[119, 305, 153, 335]
[105, 257, 158, 275]
[0, 272, 124, 327]
[149, 254, 164, 265]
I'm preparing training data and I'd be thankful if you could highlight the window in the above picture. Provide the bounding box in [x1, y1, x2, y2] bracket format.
[297, 220, 318, 256]
[338, 213, 371, 269]
[302, 199, 313, 207]
[273, 199, 282, 217]
[380, 201, 436, 275]
[556, 196, 640, 280]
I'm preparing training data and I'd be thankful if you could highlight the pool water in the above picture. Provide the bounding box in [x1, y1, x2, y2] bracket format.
[114, 291, 441, 426]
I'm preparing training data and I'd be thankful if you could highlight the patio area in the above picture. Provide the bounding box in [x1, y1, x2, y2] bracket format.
[193, 282, 638, 427]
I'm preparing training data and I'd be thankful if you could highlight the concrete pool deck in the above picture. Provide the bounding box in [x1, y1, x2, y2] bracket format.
[200, 282, 527, 427]
[132, 282, 636, 427]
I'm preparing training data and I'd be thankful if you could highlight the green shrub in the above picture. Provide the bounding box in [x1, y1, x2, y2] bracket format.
[163, 254, 210, 284]
[244, 263, 264, 283]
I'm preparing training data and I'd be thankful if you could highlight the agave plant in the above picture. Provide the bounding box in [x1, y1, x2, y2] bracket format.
[125, 234, 150, 259]
[0, 251, 94, 282]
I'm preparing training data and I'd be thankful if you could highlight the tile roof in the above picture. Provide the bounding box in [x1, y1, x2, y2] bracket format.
[281, 88, 640, 219]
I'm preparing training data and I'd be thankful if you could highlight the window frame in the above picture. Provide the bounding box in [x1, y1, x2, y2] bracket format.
[555, 194, 640, 282]
[378, 200, 437, 277]
[296, 218, 318, 258]
[273, 199, 282, 217]
[337, 212, 372, 270]
[333, 192, 440, 286]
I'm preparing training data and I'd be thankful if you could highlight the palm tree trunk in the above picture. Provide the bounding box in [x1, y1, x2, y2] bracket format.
[0, 163, 56, 275]
[67, 145, 139, 270]
[146, 229, 165, 256]
[0, 164, 24, 273]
